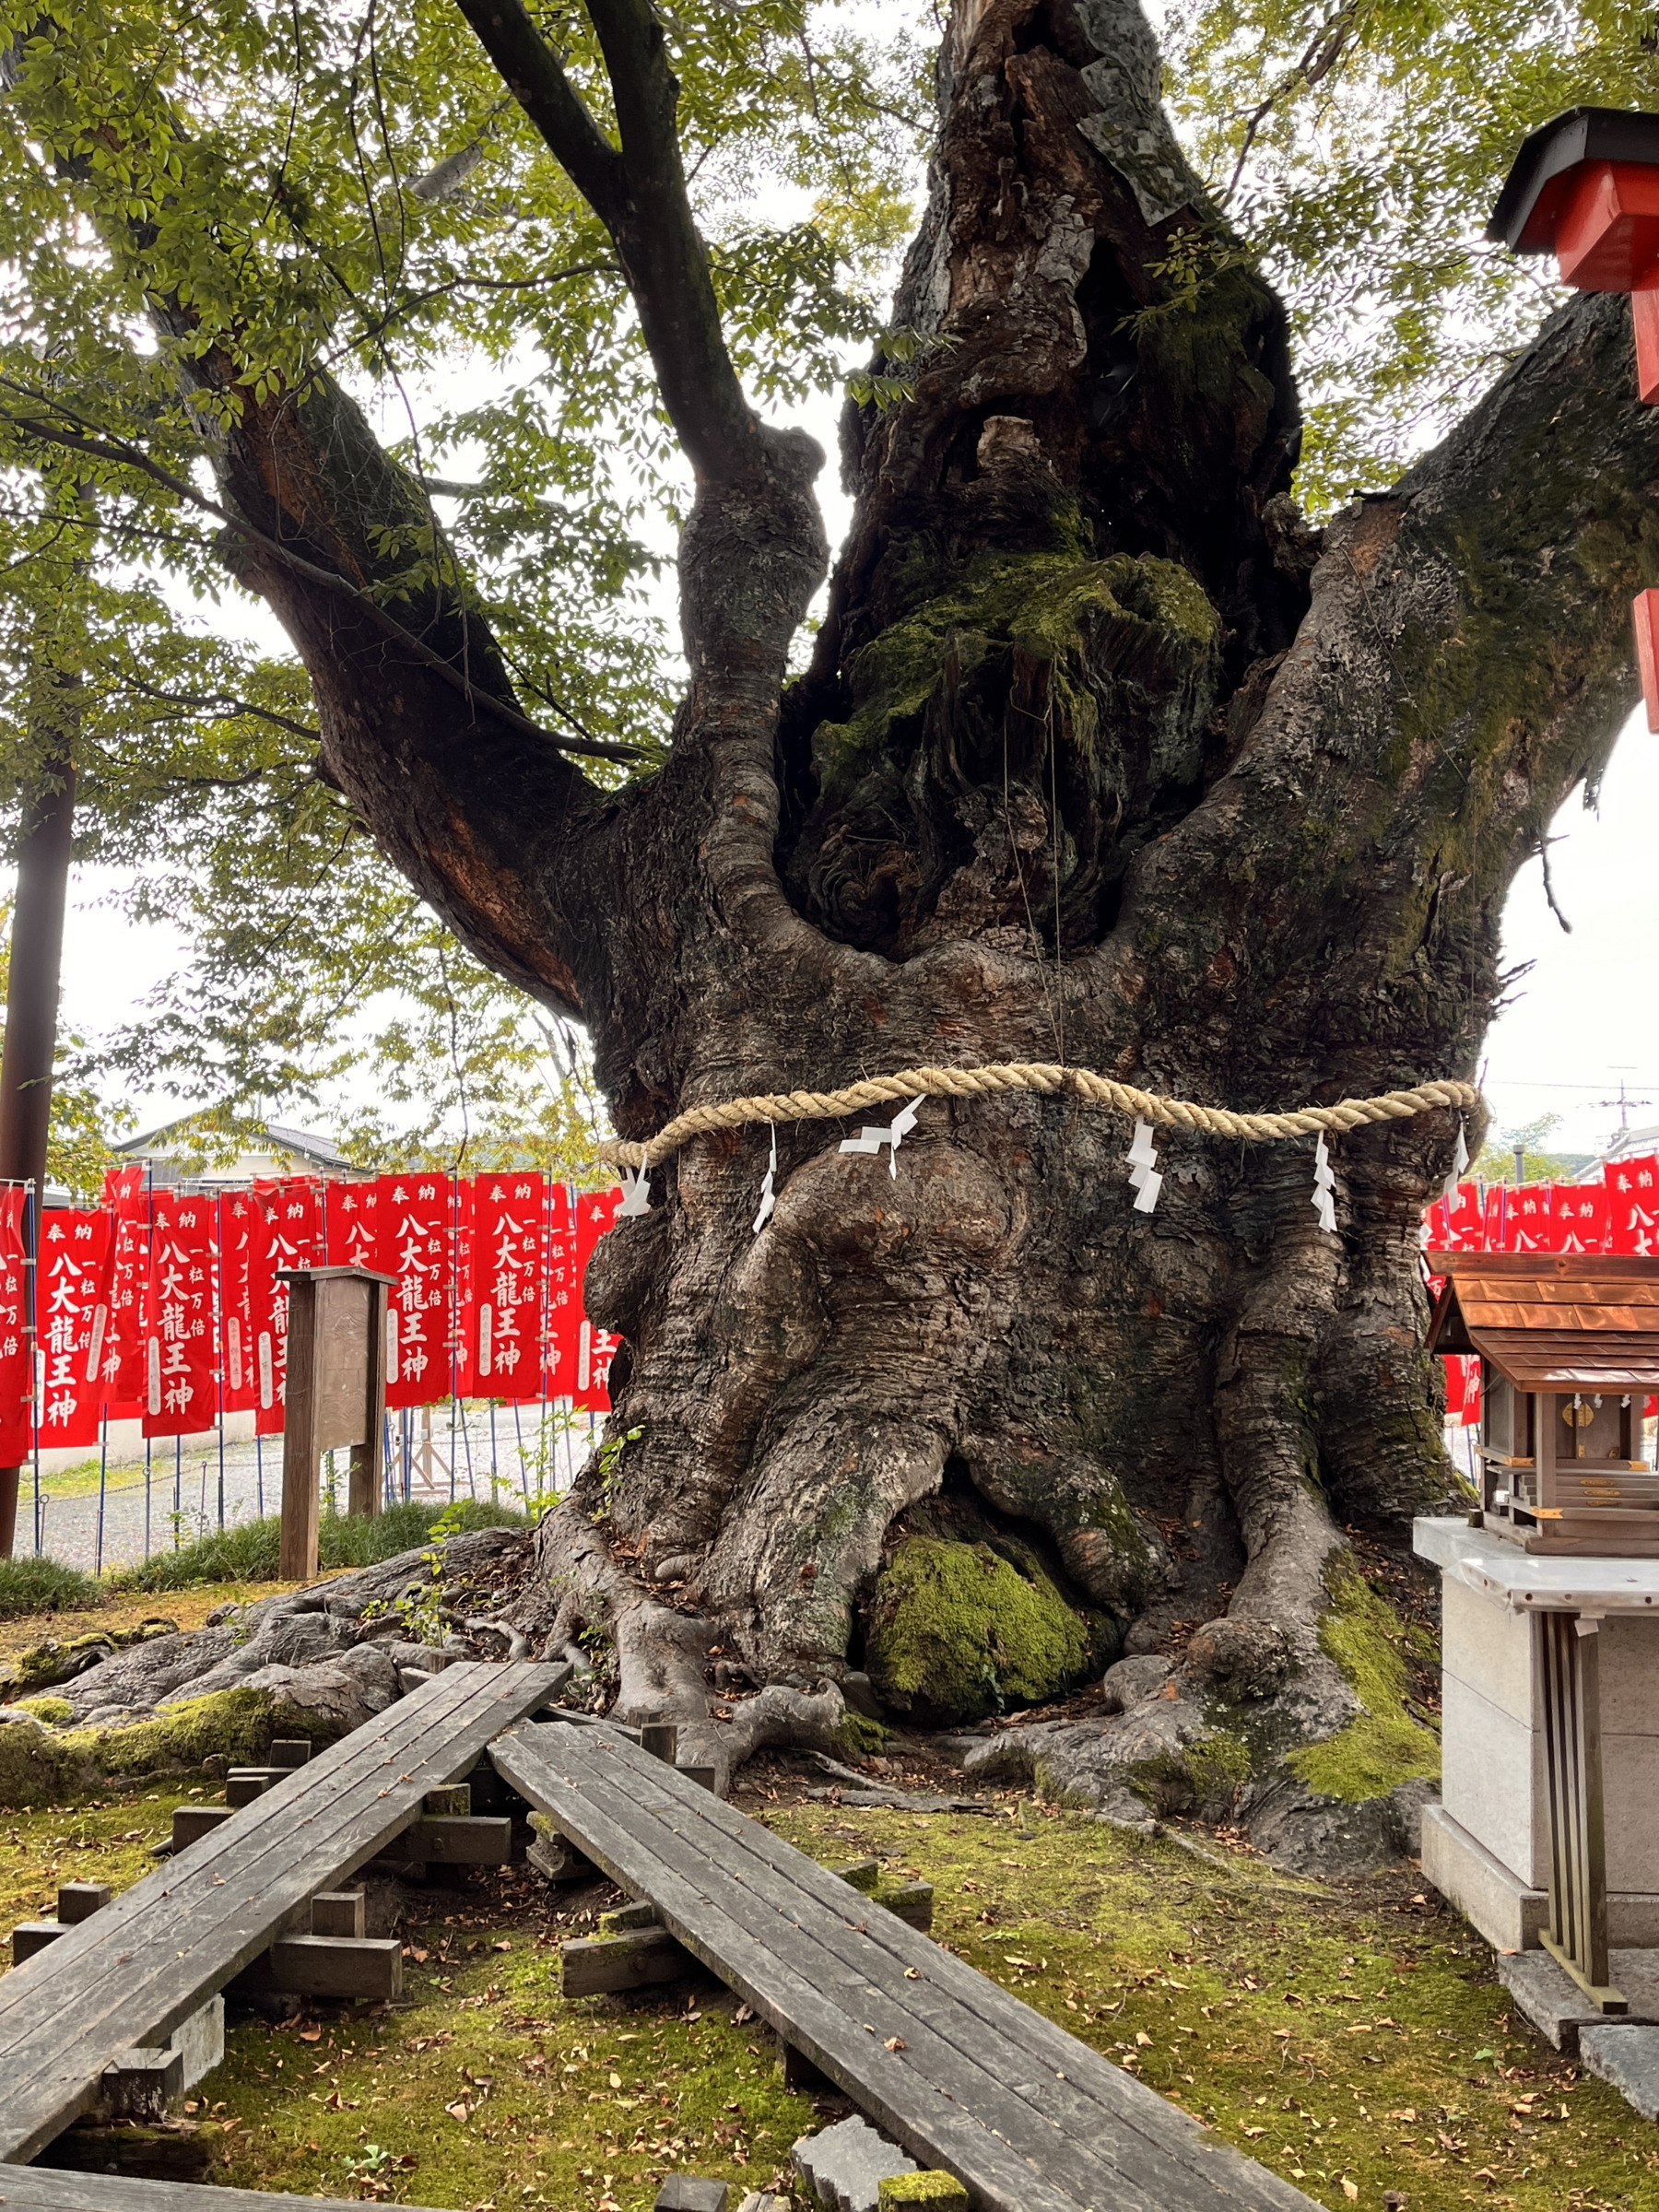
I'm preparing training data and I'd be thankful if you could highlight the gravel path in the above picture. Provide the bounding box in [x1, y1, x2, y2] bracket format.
[20, 1403, 597, 1573]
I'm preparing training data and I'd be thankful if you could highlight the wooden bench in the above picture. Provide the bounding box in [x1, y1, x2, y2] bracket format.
[492, 1721, 1319, 2212]
[0, 1660, 565, 2164]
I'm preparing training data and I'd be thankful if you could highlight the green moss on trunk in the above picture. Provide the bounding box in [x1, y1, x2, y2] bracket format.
[865, 1535, 1097, 1726]
[1288, 1557, 1440, 1803]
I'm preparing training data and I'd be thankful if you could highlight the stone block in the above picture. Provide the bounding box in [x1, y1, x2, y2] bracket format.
[654, 2181, 729, 2211]
[1497, 1947, 1659, 2053]
[1438, 1675, 1545, 1887]
[1579, 2021, 1659, 2119]
[1420, 1804, 1549, 1954]
[1605, 1731, 1659, 1893]
[1441, 1573, 1536, 1725]
[794, 2115, 918, 2212]
[1594, 1614, 1659, 1735]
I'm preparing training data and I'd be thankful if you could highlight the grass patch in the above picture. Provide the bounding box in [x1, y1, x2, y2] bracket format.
[1289, 1557, 1441, 1803]
[0, 1581, 289, 1663]
[207, 1878, 814, 2211]
[0, 1556, 101, 1620]
[0, 1769, 1651, 2211]
[106, 1499, 527, 1594]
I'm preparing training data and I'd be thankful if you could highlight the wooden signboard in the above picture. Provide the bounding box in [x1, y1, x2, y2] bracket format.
[276, 1267, 394, 1581]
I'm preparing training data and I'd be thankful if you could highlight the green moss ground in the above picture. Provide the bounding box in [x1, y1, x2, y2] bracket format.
[764, 1803, 1658, 2212]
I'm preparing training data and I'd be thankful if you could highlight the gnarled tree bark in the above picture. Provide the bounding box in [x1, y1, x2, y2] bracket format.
[14, 0, 1659, 1799]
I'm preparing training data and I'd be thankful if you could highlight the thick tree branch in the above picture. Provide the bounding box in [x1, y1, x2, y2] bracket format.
[0, 383, 641, 766]
[454, 0, 757, 480]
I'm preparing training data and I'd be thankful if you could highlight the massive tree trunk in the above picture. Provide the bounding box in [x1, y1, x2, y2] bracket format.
[16, 0, 1659, 1786]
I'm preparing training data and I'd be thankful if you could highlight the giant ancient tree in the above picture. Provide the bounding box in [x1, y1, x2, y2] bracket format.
[6, 0, 1657, 1790]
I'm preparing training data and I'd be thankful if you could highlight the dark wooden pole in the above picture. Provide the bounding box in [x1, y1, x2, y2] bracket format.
[0, 747, 76, 1555]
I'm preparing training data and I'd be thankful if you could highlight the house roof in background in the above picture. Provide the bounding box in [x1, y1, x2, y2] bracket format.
[113, 1119, 359, 1174]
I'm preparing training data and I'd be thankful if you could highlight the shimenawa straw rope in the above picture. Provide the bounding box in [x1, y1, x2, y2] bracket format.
[596, 1065, 1479, 1172]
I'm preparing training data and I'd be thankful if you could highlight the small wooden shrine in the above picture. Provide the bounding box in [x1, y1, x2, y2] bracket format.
[1427, 1250, 1659, 1555]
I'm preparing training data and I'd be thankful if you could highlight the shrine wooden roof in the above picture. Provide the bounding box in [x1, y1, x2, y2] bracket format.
[1426, 1251, 1659, 1387]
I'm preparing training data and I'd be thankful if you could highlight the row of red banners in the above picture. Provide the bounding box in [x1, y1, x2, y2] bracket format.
[1426, 1156, 1659, 1256]
[1426, 1161, 1659, 1428]
[0, 1171, 628, 1465]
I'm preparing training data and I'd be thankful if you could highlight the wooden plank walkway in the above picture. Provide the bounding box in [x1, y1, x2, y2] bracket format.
[0, 2168, 453, 2212]
[0, 1661, 566, 2164]
[492, 1722, 1320, 2212]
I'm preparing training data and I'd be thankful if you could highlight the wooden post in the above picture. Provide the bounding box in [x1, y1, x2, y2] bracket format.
[278, 1267, 394, 1581]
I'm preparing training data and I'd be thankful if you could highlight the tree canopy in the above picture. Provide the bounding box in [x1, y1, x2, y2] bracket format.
[0, 0, 1649, 1158]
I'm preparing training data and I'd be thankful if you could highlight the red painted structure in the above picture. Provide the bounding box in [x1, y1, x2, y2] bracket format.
[1490, 109, 1659, 726]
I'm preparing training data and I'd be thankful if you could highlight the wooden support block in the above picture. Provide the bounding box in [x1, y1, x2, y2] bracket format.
[265, 1935, 403, 2000]
[775, 2034, 830, 2092]
[11, 1922, 64, 1965]
[421, 1783, 471, 1817]
[312, 1889, 366, 1938]
[831, 1858, 881, 1894]
[398, 1815, 512, 1865]
[678, 1762, 720, 1794]
[225, 1768, 286, 1806]
[598, 1900, 660, 1934]
[97, 2044, 183, 2124]
[172, 1805, 235, 1850]
[882, 1881, 935, 1933]
[560, 1927, 694, 1998]
[268, 1738, 313, 1768]
[640, 1721, 678, 1764]
[56, 1881, 111, 1924]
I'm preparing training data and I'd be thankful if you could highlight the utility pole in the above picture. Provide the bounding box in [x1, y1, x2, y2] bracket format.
[0, 736, 76, 1556]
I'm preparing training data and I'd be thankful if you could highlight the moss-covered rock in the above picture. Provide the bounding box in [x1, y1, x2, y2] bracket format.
[864, 1535, 1094, 1726]
[0, 1686, 341, 1807]
[1288, 1556, 1441, 1803]
[12, 1695, 73, 1726]
[879, 2176, 970, 2206]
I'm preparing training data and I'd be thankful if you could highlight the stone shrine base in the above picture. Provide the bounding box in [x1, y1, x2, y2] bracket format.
[1496, 1947, 1659, 2119]
[1421, 1803, 1659, 1955]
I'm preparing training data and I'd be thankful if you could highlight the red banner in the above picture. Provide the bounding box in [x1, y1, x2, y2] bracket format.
[218, 1193, 266, 1416]
[1444, 1181, 1483, 1249]
[325, 1180, 383, 1272]
[0, 1192, 29, 1464]
[381, 1174, 452, 1408]
[1506, 1183, 1551, 1252]
[544, 1182, 579, 1399]
[100, 1168, 149, 1410]
[144, 1194, 218, 1438]
[1550, 1183, 1608, 1254]
[473, 1172, 546, 1400]
[37, 1208, 111, 1450]
[572, 1186, 624, 1411]
[450, 1179, 477, 1403]
[1607, 1155, 1659, 1255]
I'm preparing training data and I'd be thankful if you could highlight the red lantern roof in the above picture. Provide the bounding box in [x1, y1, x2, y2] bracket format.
[1488, 106, 1659, 256]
